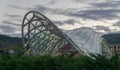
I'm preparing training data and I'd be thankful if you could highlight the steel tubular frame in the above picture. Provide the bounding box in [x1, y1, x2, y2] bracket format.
[22, 11, 83, 55]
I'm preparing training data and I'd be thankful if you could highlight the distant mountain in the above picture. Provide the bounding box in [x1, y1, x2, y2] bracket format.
[102, 33, 120, 44]
[0, 34, 22, 48]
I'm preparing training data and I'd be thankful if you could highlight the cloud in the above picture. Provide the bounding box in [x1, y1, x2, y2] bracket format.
[92, 1, 120, 8]
[53, 21, 64, 26]
[113, 21, 120, 27]
[94, 25, 111, 32]
[56, 0, 120, 20]
[37, 0, 120, 20]
[66, 9, 120, 20]
[2, 20, 21, 26]
[71, 0, 87, 3]
[34, 2, 120, 21]
[53, 19, 80, 26]
[33, 5, 51, 13]
[48, 0, 57, 4]
[0, 25, 16, 33]
[7, 14, 21, 18]
[53, 2, 120, 20]
[33, 4, 63, 14]
[64, 19, 78, 25]
[9, 4, 23, 10]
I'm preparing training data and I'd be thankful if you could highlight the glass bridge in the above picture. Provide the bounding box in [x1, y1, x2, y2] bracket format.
[22, 11, 111, 55]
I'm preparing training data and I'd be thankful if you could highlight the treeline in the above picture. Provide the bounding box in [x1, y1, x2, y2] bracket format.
[0, 54, 119, 70]
[0, 34, 22, 48]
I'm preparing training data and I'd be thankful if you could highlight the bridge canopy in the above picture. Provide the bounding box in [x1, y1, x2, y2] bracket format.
[22, 11, 83, 55]
[22, 11, 111, 55]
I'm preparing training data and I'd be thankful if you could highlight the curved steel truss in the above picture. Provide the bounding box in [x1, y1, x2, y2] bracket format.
[22, 11, 83, 55]
[99, 37, 112, 56]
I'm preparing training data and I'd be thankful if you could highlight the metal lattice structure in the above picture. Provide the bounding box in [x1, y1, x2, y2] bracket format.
[99, 37, 112, 56]
[22, 11, 83, 55]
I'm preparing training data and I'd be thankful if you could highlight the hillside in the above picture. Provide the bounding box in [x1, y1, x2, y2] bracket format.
[0, 34, 22, 48]
[102, 33, 120, 44]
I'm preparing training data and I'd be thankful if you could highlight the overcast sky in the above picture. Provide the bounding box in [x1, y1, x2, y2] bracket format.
[0, 0, 120, 37]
